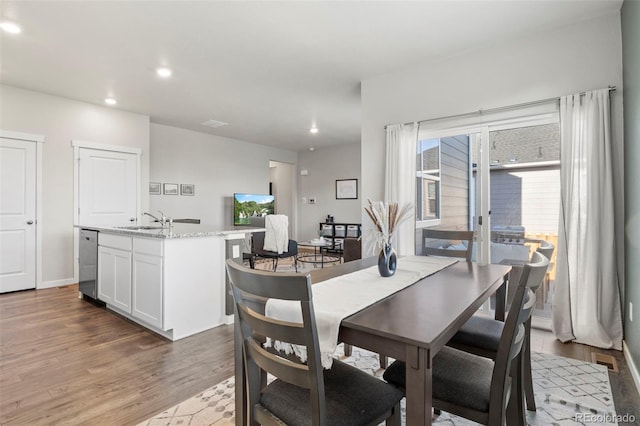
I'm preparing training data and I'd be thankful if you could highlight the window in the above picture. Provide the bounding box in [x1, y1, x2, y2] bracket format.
[416, 138, 441, 225]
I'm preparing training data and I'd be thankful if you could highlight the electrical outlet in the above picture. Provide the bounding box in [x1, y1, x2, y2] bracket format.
[630, 302, 633, 322]
[309, 197, 316, 204]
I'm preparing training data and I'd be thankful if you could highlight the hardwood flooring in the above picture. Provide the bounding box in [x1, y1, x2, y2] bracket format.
[0, 284, 233, 425]
[1, 284, 638, 425]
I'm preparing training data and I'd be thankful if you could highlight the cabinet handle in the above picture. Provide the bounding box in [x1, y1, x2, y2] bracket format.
[27, 220, 34, 225]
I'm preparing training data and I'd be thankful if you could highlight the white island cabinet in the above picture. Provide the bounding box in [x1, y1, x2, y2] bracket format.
[98, 233, 132, 312]
[132, 237, 163, 329]
[89, 224, 259, 340]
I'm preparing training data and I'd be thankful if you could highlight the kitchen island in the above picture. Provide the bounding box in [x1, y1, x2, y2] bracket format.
[78, 223, 262, 340]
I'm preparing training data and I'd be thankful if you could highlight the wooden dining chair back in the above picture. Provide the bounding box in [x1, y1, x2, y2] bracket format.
[536, 240, 554, 260]
[225, 259, 403, 426]
[423, 229, 474, 262]
[383, 257, 540, 425]
[445, 251, 549, 418]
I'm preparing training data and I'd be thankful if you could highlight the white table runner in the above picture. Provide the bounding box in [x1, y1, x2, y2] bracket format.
[265, 255, 457, 368]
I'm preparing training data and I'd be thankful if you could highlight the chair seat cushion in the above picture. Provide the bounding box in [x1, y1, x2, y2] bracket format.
[383, 346, 494, 412]
[449, 315, 503, 353]
[261, 359, 403, 426]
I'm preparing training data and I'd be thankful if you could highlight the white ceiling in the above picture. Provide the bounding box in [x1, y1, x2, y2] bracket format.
[0, 1, 622, 152]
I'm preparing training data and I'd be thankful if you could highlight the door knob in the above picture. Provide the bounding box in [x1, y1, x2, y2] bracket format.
[130, 217, 136, 222]
[27, 220, 34, 225]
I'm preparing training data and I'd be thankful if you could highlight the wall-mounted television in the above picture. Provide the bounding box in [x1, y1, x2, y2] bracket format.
[234, 193, 275, 225]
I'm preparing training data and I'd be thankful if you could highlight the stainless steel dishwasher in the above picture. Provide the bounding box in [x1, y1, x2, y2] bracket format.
[79, 229, 98, 300]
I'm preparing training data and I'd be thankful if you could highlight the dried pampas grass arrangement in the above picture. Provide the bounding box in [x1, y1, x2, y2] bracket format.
[364, 198, 412, 253]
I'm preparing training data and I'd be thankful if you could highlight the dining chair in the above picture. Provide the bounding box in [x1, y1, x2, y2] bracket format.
[535, 239, 554, 260]
[382, 258, 540, 426]
[225, 259, 403, 426]
[524, 243, 554, 408]
[422, 228, 475, 261]
[445, 250, 550, 412]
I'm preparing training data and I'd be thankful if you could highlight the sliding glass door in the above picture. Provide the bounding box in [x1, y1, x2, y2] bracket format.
[416, 107, 560, 326]
[486, 122, 560, 325]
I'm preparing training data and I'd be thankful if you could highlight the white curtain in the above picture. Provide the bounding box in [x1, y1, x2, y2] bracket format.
[384, 123, 417, 256]
[552, 89, 623, 350]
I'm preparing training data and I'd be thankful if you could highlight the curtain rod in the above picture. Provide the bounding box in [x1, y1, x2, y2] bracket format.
[386, 86, 617, 128]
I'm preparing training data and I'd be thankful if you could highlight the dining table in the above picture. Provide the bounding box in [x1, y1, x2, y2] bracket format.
[233, 256, 510, 426]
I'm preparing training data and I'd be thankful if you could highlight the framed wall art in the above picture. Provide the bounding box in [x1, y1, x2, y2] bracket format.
[180, 184, 195, 196]
[149, 182, 161, 195]
[163, 183, 179, 195]
[336, 179, 358, 200]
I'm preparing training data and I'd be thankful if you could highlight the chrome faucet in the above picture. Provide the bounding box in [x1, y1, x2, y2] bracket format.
[143, 210, 167, 226]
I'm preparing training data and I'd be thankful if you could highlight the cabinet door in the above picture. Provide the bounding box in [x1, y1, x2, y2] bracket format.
[132, 252, 163, 329]
[98, 246, 132, 312]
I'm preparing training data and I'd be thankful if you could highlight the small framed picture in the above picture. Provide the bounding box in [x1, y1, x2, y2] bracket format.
[336, 179, 358, 199]
[180, 184, 195, 196]
[149, 182, 161, 195]
[163, 183, 179, 195]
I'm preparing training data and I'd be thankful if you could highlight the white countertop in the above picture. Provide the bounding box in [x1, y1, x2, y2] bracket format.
[76, 223, 264, 239]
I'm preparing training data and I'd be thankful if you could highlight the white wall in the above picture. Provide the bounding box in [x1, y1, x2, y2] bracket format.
[621, 0, 640, 382]
[149, 123, 297, 231]
[361, 12, 625, 278]
[0, 85, 150, 287]
[270, 161, 297, 238]
[297, 143, 361, 242]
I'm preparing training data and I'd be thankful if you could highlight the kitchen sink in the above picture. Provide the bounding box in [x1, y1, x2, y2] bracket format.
[116, 225, 164, 230]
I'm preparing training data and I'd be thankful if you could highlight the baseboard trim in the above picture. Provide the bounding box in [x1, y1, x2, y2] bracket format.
[623, 341, 640, 395]
[39, 278, 76, 290]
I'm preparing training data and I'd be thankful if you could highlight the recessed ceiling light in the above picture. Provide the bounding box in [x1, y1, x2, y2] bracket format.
[156, 67, 172, 78]
[310, 127, 318, 134]
[309, 147, 315, 151]
[0, 21, 21, 34]
[104, 98, 117, 106]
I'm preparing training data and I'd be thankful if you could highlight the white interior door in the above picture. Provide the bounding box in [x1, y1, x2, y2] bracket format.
[0, 138, 36, 293]
[78, 148, 138, 226]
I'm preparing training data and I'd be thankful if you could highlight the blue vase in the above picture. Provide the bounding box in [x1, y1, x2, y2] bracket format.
[377, 243, 397, 277]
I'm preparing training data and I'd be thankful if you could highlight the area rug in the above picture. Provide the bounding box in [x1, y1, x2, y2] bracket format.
[138, 345, 617, 426]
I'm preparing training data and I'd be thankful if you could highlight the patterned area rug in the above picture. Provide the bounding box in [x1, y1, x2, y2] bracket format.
[138, 346, 617, 426]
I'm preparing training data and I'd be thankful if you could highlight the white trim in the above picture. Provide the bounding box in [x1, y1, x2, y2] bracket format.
[487, 112, 559, 132]
[71, 139, 142, 155]
[1, 130, 45, 290]
[39, 277, 77, 290]
[623, 341, 640, 395]
[416, 219, 442, 229]
[36, 140, 43, 289]
[0, 130, 45, 143]
[418, 103, 559, 133]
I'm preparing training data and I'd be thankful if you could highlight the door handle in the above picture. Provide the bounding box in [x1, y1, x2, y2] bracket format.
[27, 220, 34, 225]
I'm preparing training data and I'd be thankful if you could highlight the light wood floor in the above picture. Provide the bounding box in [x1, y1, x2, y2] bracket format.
[1, 284, 638, 425]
